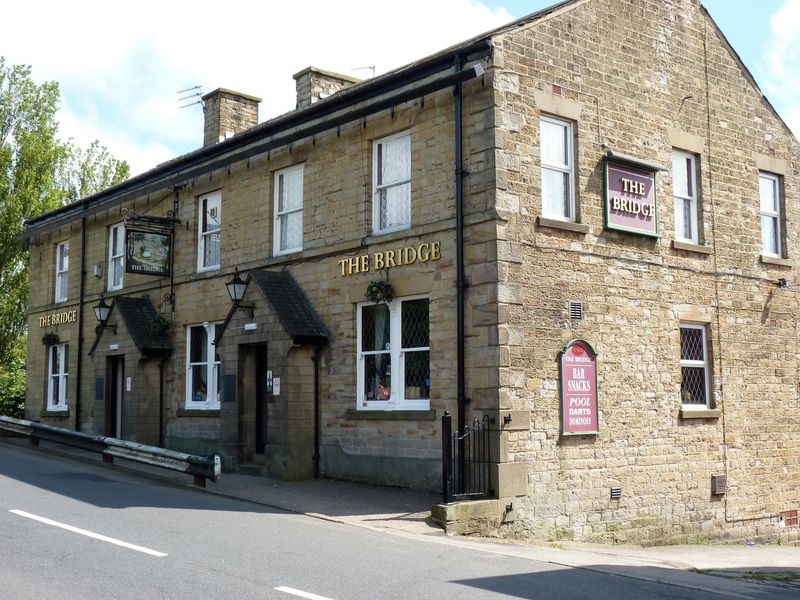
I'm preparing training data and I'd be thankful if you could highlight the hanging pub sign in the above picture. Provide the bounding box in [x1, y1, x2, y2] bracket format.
[603, 152, 665, 238]
[559, 339, 599, 436]
[126, 229, 171, 276]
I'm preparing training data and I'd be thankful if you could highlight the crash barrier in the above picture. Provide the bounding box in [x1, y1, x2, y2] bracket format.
[0, 415, 220, 487]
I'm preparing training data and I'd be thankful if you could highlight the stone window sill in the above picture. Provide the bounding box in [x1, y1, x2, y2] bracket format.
[40, 410, 70, 418]
[176, 408, 221, 418]
[760, 254, 793, 268]
[680, 408, 721, 419]
[672, 240, 713, 255]
[537, 216, 590, 234]
[345, 409, 436, 421]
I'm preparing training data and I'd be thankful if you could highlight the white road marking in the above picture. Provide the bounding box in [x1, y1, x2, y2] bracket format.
[274, 586, 334, 600]
[9, 509, 168, 557]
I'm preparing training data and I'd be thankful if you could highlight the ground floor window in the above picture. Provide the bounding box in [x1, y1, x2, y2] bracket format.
[186, 322, 221, 409]
[47, 343, 69, 411]
[679, 323, 709, 408]
[357, 296, 430, 410]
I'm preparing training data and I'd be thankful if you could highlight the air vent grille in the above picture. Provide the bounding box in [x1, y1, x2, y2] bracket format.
[610, 487, 622, 500]
[781, 510, 798, 527]
[569, 301, 584, 321]
[711, 475, 727, 495]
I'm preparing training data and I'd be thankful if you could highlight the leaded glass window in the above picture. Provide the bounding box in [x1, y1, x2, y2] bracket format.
[680, 324, 709, 407]
[358, 297, 430, 410]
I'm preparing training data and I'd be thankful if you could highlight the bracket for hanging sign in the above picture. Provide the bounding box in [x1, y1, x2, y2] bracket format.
[122, 208, 180, 233]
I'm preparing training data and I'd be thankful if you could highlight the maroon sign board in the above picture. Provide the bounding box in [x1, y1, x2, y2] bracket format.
[559, 340, 599, 436]
[604, 157, 659, 237]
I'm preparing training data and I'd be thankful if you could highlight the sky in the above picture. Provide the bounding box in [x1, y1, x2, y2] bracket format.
[2, 0, 797, 176]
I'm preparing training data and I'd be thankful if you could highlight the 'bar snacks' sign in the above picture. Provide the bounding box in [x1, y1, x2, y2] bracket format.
[604, 158, 659, 237]
[559, 339, 599, 436]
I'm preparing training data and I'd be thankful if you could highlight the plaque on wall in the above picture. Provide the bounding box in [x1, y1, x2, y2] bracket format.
[559, 339, 599, 436]
[603, 152, 665, 238]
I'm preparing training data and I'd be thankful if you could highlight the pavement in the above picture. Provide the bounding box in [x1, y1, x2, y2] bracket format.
[4, 434, 800, 597]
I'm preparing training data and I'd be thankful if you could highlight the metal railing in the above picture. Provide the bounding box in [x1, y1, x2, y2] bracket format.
[441, 412, 492, 503]
[0, 416, 220, 487]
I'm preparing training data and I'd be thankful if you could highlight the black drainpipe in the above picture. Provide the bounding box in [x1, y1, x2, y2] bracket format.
[75, 200, 88, 431]
[312, 344, 323, 479]
[158, 358, 166, 447]
[454, 54, 466, 486]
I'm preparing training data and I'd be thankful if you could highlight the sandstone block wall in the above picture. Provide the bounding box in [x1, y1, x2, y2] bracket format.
[490, 0, 799, 544]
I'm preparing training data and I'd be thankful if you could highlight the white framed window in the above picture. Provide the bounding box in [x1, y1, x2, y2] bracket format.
[540, 115, 575, 221]
[55, 241, 69, 303]
[197, 191, 221, 272]
[372, 131, 411, 234]
[108, 223, 125, 291]
[759, 172, 782, 257]
[672, 150, 698, 243]
[47, 343, 69, 411]
[679, 323, 710, 409]
[274, 164, 304, 255]
[357, 296, 430, 411]
[185, 322, 222, 409]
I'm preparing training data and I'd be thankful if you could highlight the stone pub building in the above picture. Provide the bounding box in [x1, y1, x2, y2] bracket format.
[22, 0, 800, 544]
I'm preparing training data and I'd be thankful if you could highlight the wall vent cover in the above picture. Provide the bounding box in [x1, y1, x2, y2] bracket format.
[610, 487, 622, 500]
[781, 510, 799, 528]
[711, 475, 727, 495]
[569, 301, 584, 320]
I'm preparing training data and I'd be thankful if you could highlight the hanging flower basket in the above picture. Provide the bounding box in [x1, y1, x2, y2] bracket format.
[150, 315, 172, 335]
[365, 280, 394, 304]
[41, 332, 60, 346]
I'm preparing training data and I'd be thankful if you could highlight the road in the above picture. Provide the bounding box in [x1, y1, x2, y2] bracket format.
[0, 438, 793, 599]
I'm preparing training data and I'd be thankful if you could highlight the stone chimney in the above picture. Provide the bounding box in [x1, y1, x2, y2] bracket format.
[292, 67, 361, 110]
[202, 88, 262, 147]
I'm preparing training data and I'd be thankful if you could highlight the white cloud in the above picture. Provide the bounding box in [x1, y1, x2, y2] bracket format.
[3, 1, 513, 174]
[765, 0, 800, 136]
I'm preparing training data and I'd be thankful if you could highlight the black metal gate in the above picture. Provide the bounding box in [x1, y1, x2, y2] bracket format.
[441, 412, 492, 503]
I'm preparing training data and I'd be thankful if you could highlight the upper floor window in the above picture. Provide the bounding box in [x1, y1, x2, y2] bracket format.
[672, 150, 698, 243]
[759, 172, 782, 257]
[679, 323, 709, 409]
[198, 191, 221, 272]
[186, 322, 221, 409]
[47, 342, 69, 411]
[274, 164, 304, 255]
[540, 115, 575, 221]
[357, 297, 430, 411]
[55, 241, 69, 303]
[108, 223, 125, 291]
[373, 131, 411, 234]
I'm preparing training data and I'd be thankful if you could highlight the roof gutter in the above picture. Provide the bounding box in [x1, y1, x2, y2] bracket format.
[23, 43, 491, 238]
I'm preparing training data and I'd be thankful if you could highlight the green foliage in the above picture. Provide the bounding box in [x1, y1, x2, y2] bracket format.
[0, 56, 129, 368]
[0, 336, 26, 418]
[59, 139, 130, 202]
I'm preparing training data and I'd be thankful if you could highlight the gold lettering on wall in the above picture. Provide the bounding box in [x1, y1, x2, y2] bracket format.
[38, 310, 77, 328]
[337, 241, 442, 277]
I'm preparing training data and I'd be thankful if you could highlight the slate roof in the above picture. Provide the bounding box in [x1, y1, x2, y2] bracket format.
[113, 296, 173, 356]
[250, 270, 328, 344]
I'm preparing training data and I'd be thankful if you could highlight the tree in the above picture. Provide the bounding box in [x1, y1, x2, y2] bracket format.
[0, 57, 128, 407]
[59, 139, 129, 202]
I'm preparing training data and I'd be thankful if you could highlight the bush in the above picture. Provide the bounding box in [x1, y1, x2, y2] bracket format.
[0, 337, 26, 418]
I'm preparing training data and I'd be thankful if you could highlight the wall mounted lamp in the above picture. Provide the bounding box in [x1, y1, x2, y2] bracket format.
[225, 267, 254, 318]
[93, 295, 117, 334]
